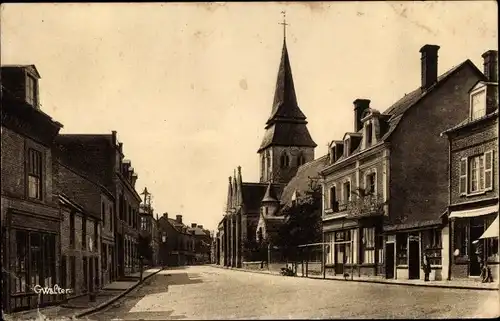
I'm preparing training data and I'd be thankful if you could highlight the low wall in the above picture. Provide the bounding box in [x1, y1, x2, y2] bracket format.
[242, 261, 267, 270]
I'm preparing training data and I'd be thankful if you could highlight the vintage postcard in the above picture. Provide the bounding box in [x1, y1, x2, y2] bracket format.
[1, 1, 498, 320]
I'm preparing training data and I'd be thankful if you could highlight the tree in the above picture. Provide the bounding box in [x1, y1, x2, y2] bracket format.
[275, 177, 322, 262]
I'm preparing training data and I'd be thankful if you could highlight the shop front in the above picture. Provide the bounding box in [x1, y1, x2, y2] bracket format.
[449, 205, 499, 281]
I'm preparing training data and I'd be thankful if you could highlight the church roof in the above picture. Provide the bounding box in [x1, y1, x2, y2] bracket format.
[262, 182, 279, 203]
[280, 154, 329, 208]
[258, 38, 317, 153]
[241, 183, 284, 213]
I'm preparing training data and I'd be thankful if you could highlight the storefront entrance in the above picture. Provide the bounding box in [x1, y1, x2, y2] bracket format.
[408, 234, 420, 279]
[470, 219, 485, 276]
[335, 243, 345, 274]
[385, 243, 395, 279]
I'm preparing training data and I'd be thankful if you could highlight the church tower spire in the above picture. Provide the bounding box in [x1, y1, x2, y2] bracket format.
[258, 12, 317, 184]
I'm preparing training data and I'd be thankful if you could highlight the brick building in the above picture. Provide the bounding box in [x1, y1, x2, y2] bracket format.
[1, 65, 63, 312]
[52, 156, 115, 295]
[187, 223, 212, 264]
[54, 131, 142, 279]
[320, 45, 487, 281]
[157, 213, 195, 266]
[217, 33, 317, 268]
[442, 50, 499, 282]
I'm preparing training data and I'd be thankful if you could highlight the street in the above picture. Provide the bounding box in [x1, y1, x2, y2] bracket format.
[87, 266, 499, 320]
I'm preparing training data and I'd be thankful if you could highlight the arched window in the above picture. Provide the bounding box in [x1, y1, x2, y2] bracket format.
[280, 152, 290, 168]
[298, 153, 306, 166]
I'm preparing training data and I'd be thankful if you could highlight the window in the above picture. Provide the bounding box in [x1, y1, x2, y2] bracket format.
[141, 217, 146, 230]
[82, 216, 87, 250]
[460, 151, 494, 195]
[280, 152, 290, 168]
[343, 181, 351, 203]
[396, 234, 407, 266]
[26, 75, 37, 106]
[70, 212, 75, 248]
[453, 219, 468, 257]
[366, 173, 376, 195]
[14, 231, 28, 293]
[101, 243, 107, 270]
[27, 149, 42, 200]
[109, 205, 113, 231]
[298, 153, 306, 166]
[344, 138, 351, 157]
[422, 229, 442, 265]
[361, 227, 376, 264]
[30, 233, 41, 288]
[119, 194, 124, 220]
[102, 202, 106, 227]
[377, 235, 384, 264]
[471, 90, 486, 120]
[366, 122, 373, 146]
[94, 221, 99, 252]
[329, 186, 339, 212]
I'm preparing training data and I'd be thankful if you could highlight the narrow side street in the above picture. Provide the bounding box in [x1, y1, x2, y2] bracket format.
[88, 266, 499, 320]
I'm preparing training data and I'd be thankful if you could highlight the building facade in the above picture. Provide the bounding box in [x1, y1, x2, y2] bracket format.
[443, 50, 499, 282]
[157, 213, 195, 266]
[320, 44, 487, 281]
[54, 131, 142, 279]
[139, 187, 160, 266]
[1, 65, 64, 313]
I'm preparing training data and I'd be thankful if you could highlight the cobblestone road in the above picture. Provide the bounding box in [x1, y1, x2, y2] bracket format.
[86, 265, 499, 320]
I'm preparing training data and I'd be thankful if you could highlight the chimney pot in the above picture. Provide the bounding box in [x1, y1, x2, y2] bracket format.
[176, 215, 182, 224]
[353, 99, 371, 132]
[198, 225, 203, 229]
[482, 50, 498, 83]
[163, 212, 168, 220]
[191, 223, 197, 228]
[420, 44, 440, 90]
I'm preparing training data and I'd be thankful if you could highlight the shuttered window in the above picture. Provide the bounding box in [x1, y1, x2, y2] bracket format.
[459, 158, 467, 195]
[484, 150, 494, 190]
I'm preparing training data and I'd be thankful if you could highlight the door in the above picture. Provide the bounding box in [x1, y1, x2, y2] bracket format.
[83, 257, 88, 293]
[89, 257, 94, 293]
[386, 243, 395, 279]
[335, 244, 345, 275]
[469, 220, 484, 276]
[408, 236, 420, 279]
[61, 256, 67, 289]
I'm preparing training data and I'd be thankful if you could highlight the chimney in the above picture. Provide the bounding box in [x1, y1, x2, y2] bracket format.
[420, 44, 440, 90]
[156, 213, 159, 220]
[482, 50, 498, 83]
[353, 99, 371, 132]
[191, 223, 197, 228]
[176, 215, 182, 224]
[198, 225, 203, 229]
[163, 212, 168, 220]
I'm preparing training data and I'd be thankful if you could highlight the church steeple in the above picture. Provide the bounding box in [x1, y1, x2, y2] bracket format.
[257, 13, 316, 184]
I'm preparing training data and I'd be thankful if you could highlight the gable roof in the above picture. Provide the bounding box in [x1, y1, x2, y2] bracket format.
[280, 154, 329, 207]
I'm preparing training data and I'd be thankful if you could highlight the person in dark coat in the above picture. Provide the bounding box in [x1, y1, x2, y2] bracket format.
[423, 253, 431, 281]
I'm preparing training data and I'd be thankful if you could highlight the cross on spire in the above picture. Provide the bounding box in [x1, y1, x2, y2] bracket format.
[279, 10, 288, 40]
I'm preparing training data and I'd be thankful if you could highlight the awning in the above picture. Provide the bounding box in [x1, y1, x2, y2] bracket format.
[449, 205, 498, 219]
[479, 215, 499, 239]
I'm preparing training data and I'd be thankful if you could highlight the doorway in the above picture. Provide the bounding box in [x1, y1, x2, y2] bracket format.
[385, 243, 395, 279]
[408, 235, 420, 279]
[335, 243, 345, 275]
[469, 220, 485, 276]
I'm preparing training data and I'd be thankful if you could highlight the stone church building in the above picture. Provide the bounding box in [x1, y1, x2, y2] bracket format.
[215, 33, 329, 268]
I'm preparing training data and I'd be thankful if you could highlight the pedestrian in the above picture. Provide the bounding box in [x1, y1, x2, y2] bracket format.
[423, 253, 431, 282]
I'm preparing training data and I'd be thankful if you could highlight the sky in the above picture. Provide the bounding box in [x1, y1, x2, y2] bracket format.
[1, 2, 497, 231]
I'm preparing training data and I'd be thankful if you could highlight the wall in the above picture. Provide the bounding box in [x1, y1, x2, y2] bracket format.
[390, 64, 484, 226]
[449, 117, 498, 206]
[269, 145, 315, 183]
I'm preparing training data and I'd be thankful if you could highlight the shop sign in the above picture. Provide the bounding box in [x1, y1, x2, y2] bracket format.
[409, 235, 420, 242]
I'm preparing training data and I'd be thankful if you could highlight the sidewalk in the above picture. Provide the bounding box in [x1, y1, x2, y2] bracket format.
[210, 264, 499, 291]
[4, 267, 163, 321]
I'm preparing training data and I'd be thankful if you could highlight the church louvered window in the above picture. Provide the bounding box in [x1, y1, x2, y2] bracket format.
[280, 152, 290, 168]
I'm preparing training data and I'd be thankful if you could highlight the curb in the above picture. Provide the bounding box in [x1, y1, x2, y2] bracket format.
[209, 265, 499, 291]
[74, 268, 164, 318]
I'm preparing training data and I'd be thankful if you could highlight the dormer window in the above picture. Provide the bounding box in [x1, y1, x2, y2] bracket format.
[366, 122, 373, 146]
[330, 147, 336, 164]
[344, 138, 351, 157]
[26, 74, 37, 107]
[471, 89, 487, 120]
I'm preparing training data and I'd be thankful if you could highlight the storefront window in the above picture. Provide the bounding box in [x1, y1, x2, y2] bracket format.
[453, 219, 468, 258]
[361, 227, 375, 264]
[396, 233, 407, 266]
[422, 229, 442, 265]
[377, 235, 384, 264]
[14, 231, 28, 293]
[484, 215, 499, 262]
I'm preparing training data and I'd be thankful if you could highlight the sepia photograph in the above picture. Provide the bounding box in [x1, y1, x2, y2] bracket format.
[1, 1, 499, 320]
